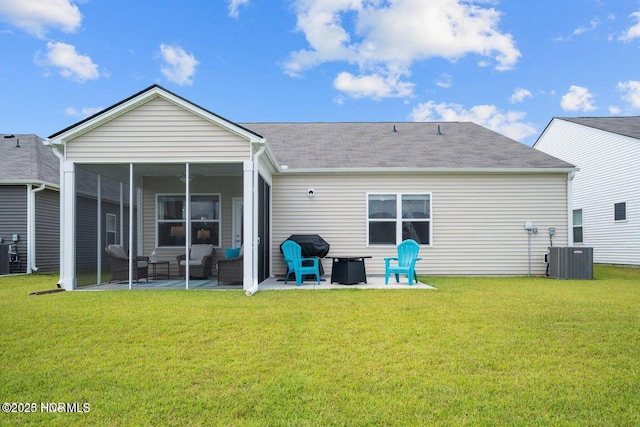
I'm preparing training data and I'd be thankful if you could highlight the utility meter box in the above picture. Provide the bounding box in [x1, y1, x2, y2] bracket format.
[548, 247, 593, 280]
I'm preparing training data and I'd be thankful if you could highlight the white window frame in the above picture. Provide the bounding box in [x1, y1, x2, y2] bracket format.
[572, 208, 583, 244]
[366, 192, 432, 246]
[106, 213, 117, 245]
[156, 193, 222, 248]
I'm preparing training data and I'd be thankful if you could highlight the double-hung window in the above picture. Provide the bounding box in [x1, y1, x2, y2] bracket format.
[368, 193, 431, 245]
[572, 209, 583, 244]
[106, 213, 117, 245]
[157, 194, 221, 247]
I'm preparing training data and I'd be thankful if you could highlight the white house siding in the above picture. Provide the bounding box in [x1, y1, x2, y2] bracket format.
[535, 119, 640, 265]
[142, 175, 243, 276]
[65, 97, 251, 163]
[271, 172, 569, 277]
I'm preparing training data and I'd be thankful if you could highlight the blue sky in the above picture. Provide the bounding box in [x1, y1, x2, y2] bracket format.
[1, 0, 639, 145]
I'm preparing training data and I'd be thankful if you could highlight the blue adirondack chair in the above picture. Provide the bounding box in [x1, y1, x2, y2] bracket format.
[281, 240, 321, 286]
[384, 239, 422, 285]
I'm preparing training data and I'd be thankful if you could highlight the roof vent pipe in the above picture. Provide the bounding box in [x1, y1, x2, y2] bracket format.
[3, 134, 19, 147]
[393, 125, 397, 132]
[437, 125, 443, 135]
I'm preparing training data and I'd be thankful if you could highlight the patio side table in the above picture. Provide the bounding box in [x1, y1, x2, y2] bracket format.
[329, 256, 372, 285]
[149, 261, 170, 280]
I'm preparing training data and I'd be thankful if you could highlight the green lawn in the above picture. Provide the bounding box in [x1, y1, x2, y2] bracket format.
[1, 266, 639, 426]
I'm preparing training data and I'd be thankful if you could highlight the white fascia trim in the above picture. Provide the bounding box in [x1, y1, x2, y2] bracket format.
[276, 167, 579, 175]
[0, 180, 59, 189]
[254, 140, 279, 173]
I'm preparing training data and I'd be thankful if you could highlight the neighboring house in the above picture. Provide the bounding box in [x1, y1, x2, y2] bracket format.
[534, 117, 640, 265]
[0, 134, 59, 274]
[0, 134, 133, 277]
[46, 85, 575, 291]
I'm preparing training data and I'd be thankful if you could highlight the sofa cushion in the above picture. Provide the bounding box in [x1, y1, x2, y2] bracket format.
[190, 244, 214, 260]
[180, 260, 203, 267]
[137, 260, 148, 268]
[225, 248, 240, 259]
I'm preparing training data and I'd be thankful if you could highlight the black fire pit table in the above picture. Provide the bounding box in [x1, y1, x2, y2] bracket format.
[329, 256, 372, 285]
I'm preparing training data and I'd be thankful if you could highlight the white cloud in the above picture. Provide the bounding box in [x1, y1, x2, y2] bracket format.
[228, 0, 249, 18]
[333, 70, 414, 99]
[65, 106, 103, 117]
[159, 43, 199, 85]
[285, 0, 520, 99]
[619, 11, 640, 41]
[617, 80, 640, 109]
[39, 41, 99, 82]
[573, 19, 599, 36]
[510, 88, 532, 104]
[608, 106, 622, 115]
[560, 85, 596, 112]
[0, 0, 82, 38]
[435, 73, 452, 89]
[410, 101, 537, 142]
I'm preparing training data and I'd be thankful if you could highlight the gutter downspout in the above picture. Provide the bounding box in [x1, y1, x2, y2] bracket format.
[246, 144, 266, 297]
[27, 183, 47, 273]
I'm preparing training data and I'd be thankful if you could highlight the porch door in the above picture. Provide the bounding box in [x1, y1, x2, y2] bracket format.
[257, 175, 270, 283]
[232, 198, 243, 249]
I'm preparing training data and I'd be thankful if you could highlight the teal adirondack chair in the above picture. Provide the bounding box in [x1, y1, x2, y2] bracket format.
[384, 239, 422, 285]
[281, 240, 321, 286]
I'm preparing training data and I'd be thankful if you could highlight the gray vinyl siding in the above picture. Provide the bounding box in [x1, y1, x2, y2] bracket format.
[271, 173, 569, 277]
[535, 119, 640, 265]
[34, 189, 60, 272]
[65, 97, 252, 163]
[142, 175, 243, 276]
[0, 185, 27, 273]
[76, 196, 98, 272]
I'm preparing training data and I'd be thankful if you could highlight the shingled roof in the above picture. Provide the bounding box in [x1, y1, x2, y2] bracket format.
[558, 117, 640, 140]
[242, 122, 574, 170]
[0, 134, 59, 185]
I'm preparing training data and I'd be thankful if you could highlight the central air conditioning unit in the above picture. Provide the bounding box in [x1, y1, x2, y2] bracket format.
[548, 247, 593, 280]
[0, 244, 9, 275]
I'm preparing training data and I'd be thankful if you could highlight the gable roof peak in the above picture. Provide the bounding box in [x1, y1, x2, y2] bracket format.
[48, 84, 264, 142]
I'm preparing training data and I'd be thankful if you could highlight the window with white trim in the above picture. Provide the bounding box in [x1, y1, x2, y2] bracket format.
[367, 193, 431, 245]
[106, 213, 117, 245]
[157, 194, 221, 247]
[614, 202, 627, 222]
[572, 209, 583, 244]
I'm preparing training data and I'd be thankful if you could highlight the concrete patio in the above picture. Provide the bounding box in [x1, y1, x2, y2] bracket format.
[78, 275, 436, 292]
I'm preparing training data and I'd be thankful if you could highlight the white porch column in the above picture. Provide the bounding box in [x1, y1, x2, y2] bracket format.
[96, 175, 102, 284]
[60, 161, 76, 291]
[242, 160, 255, 290]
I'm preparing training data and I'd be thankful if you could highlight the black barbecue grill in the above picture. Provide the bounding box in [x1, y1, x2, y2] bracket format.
[280, 234, 330, 277]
